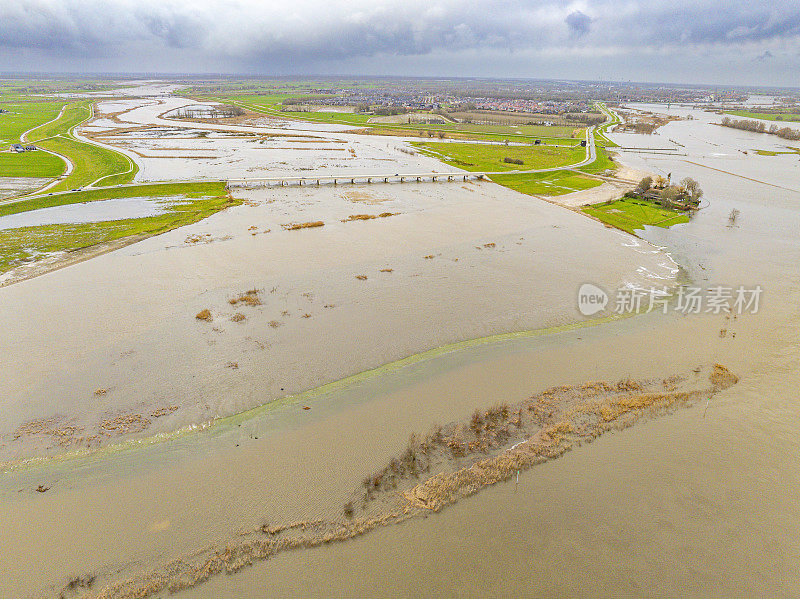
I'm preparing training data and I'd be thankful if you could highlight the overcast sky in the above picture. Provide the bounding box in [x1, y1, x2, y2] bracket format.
[2, 1, 799, 87]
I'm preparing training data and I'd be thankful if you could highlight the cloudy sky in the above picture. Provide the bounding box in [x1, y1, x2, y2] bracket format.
[2, 0, 799, 86]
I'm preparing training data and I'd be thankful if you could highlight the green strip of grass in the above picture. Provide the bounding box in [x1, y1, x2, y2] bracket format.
[0, 182, 236, 273]
[0, 151, 65, 178]
[1, 181, 228, 217]
[725, 110, 800, 122]
[491, 170, 602, 196]
[36, 135, 135, 192]
[582, 197, 690, 234]
[26, 102, 91, 142]
[579, 143, 616, 174]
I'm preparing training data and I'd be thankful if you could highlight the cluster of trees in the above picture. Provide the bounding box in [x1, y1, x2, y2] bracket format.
[720, 117, 767, 133]
[281, 95, 333, 105]
[367, 106, 410, 116]
[621, 122, 659, 134]
[768, 124, 800, 140]
[634, 176, 703, 209]
[720, 117, 800, 140]
[418, 130, 447, 138]
[177, 105, 244, 119]
[568, 113, 606, 125]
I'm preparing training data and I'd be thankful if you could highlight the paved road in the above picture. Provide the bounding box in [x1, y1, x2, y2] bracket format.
[18, 105, 74, 196]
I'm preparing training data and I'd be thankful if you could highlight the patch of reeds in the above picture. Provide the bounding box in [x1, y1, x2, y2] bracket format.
[341, 213, 397, 222]
[79, 365, 740, 599]
[282, 221, 324, 230]
[229, 290, 262, 307]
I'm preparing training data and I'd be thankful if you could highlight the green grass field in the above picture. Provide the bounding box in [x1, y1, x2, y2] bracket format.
[0, 150, 65, 178]
[0, 100, 66, 147]
[491, 171, 603, 196]
[725, 110, 800, 122]
[0, 181, 235, 273]
[26, 102, 91, 142]
[412, 140, 585, 172]
[583, 198, 690, 234]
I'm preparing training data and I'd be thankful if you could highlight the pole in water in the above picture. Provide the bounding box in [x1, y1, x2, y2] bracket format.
[703, 395, 711, 418]
[515, 470, 519, 492]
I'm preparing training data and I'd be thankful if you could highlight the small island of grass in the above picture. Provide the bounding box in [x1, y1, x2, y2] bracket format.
[583, 175, 700, 234]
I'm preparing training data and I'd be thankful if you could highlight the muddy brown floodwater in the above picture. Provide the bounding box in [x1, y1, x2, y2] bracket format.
[1, 101, 799, 599]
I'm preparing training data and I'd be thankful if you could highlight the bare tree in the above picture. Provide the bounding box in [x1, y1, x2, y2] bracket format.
[636, 176, 653, 193]
[680, 177, 704, 204]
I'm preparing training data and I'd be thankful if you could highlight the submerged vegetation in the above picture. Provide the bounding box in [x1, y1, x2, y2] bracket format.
[77, 365, 738, 599]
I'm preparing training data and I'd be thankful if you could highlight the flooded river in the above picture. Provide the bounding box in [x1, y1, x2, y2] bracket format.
[2, 103, 799, 598]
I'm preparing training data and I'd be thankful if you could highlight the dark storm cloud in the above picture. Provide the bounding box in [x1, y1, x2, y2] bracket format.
[565, 10, 592, 38]
[1, 0, 799, 78]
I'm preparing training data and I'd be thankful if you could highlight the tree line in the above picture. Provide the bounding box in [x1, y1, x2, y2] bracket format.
[720, 117, 800, 141]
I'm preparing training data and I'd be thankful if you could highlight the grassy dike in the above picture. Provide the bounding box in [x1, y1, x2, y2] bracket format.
[25, 101, 138, 191]
[0, 182, 237, 274]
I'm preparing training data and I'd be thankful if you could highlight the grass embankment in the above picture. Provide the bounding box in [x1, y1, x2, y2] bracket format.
[725, 110, 800, 122]
[582, 197, 690, 234]
[576, 103, 621, 175]
[0, 182, 234, 273]
[412, 140, 585, 172]
[25, 101, 137, 191]
[491, 171, 602, 196]
[593, 102, 620, 147]
[579, 143, 617, 175]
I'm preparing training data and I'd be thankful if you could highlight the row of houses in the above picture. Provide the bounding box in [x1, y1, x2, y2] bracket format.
[10, 144, 37, 152]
